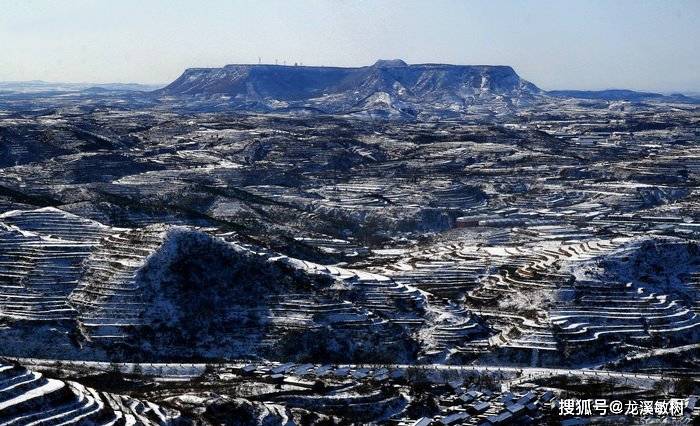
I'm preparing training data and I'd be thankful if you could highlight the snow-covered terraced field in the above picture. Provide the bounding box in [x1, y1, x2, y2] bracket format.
[0, 107, 698, 424]
[0, 362, 181, 425]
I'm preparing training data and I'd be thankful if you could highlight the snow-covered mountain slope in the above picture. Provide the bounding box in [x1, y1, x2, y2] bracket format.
[154, 60, 543, 118]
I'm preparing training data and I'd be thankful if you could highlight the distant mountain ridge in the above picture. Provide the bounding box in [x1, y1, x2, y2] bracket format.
[548, 89, 698, 103]
[154, 60, 543, 118]
[4, 61, 695, 118]
[0, 80, 163, 93]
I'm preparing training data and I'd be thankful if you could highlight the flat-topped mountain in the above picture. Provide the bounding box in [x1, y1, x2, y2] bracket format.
[154, 60, 542, 118]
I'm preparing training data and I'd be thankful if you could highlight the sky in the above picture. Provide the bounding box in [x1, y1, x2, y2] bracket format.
[0, 0, 698, 92]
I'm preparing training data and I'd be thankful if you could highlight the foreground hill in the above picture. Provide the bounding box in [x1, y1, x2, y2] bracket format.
[154, 60, 542, 118]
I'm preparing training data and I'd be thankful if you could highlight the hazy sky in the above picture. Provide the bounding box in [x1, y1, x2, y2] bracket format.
[1, 0, 698, 92]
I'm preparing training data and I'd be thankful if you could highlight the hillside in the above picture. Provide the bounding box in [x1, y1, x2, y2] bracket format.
[0, 211, 454, 363]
